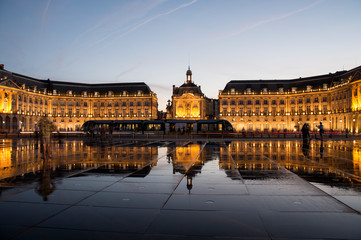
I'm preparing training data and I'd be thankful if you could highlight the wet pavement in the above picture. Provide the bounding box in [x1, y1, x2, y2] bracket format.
[0, 138, 361, 239]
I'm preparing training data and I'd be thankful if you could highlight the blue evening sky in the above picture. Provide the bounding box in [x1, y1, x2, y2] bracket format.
[1, 0, 360, 110]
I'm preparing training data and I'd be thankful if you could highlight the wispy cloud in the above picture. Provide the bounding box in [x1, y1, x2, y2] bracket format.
[115, 62, 144, 80]
[42, 0, 51, 27]
[58, 0, 198, 68]
[216, 0, 325, 41]
[112, 0, 198, 41]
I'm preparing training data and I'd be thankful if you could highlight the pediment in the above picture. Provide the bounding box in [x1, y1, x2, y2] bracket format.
[178, 93, 200, 99]
[0, 79, 21, 89]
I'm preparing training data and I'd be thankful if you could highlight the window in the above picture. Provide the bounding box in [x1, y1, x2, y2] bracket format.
[314, 98, 319, 103]
[122, 102, 127, 107]
[255, 100, 260, 105]
[280, 100, 285, 105]
[291, 107, 295, 115]
[322, 97, 327, 102]
[100, 102, 105, 107]
[230, 100, 236, 105]
[272, 107, 276, 115]
[239, 100, 244, 105]
[271, 100, 276, 105]
[94, 103, 97, 107]
[247, 100, 252, 105]
[115, 102, 119, 107]
[84, 102, 87, 107]
[306, 98, 310, 103]
[291, 99, 295, 104]
[144, 101, 150, 107]
[137, 102, 142, 107]
[298, 99, 303, 104]
[129, 102, 134, 107]
[222, 100, 228, 105]
[263, 100, 268, 105]
[108, 102, 112, 107]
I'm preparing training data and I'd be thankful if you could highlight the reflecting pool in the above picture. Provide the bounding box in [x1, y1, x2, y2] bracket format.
[1, 139, 361, 239]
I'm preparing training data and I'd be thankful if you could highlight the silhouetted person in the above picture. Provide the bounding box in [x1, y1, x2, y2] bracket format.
[301, 123, 310, 141]
[316, 122, 324, 141]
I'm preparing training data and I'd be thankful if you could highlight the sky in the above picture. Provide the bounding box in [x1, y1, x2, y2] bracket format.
[1, 0, 361, 110]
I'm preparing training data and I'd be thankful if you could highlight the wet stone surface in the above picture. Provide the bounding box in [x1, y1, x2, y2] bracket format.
[0, 138, 361, 239]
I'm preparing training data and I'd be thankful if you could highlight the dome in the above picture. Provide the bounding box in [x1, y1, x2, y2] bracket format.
[186, 67, 192, 76]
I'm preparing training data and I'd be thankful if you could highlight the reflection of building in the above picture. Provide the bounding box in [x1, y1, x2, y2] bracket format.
[0, 64, 158, 132]
[219, 66, 361, 132]
[220, 141, 359, 184]
[0, 140, 158, 180]
[168, 67, 217, 120]
[169, 143, 204, 174]
[168, 143, 206, 192]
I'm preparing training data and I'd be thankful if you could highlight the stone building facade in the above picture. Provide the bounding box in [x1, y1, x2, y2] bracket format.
[0, 65, 158, 132]
[168, 67, 217, 120]
[2, 63, 361, 134]
[219, 65, 361, 132]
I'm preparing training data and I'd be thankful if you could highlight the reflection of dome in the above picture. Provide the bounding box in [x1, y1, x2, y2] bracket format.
[186, 175, 193, 193]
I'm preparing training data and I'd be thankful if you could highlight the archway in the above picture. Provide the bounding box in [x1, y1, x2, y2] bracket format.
[21, 117, 26, 131]
[29, 118, 33, 132]
[357, 115, 361, 133]
[5, 116, 10, 133]
[12, 117, 18, 133]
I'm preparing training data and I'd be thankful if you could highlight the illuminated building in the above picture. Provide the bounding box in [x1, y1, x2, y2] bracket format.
[168, 67, 217, 120]
[0, 139, 157, 180]
[2, 63, 361, 133]
[219, 65, 361, 132]
[0, 64, 158, 132]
